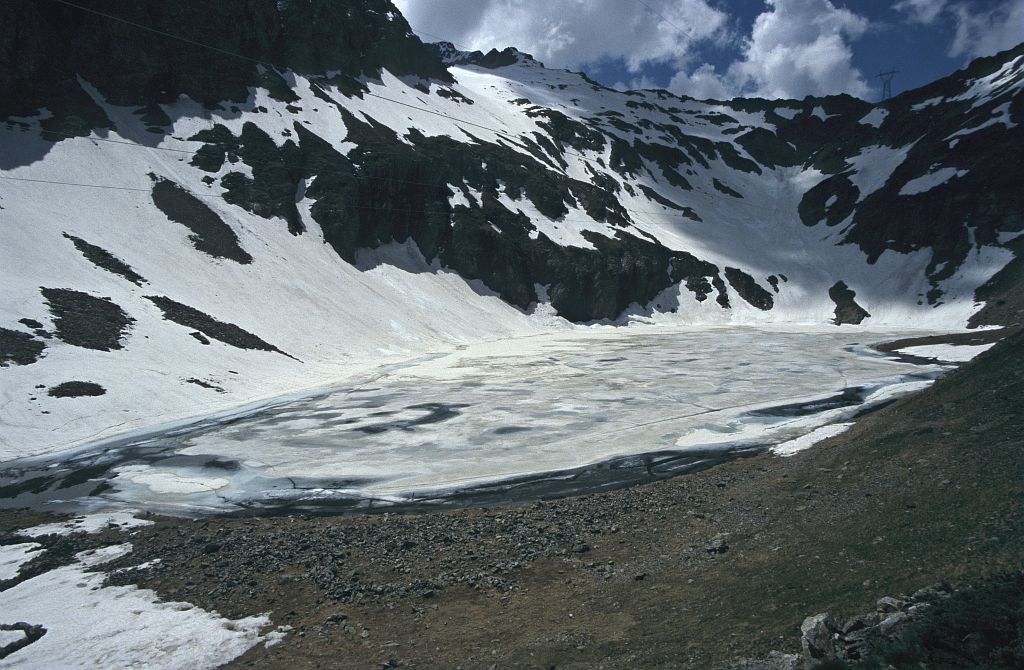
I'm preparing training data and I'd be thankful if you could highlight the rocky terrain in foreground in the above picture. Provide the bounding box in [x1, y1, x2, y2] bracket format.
[1, 329, 1020, 668]
[733, 573, 1024, 669]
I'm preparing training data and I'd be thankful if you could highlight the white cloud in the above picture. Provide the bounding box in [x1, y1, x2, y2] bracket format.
[948, 0, 1024, 60]
[392, 0, 729, 73]
[894, 0, 948, 25]
[669, 0, 872, 100]
[894, 0, 1023, 60]
[731, 0, 870, 98]
[668, 63, 734, 99]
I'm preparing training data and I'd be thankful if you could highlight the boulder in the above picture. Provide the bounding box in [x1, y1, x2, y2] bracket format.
[800, 612, 839, 660]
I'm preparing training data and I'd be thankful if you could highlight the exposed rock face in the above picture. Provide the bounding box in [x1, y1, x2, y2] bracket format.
[0, 0, 450, 122]
[0, 622, 47, 660]
[2, 1, 1020, 325]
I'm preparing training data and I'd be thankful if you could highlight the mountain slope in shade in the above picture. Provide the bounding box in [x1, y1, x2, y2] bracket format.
[0, 0, 1021, 459]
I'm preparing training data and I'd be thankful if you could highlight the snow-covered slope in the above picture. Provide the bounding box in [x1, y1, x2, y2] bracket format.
[0, 0, 1021, 460]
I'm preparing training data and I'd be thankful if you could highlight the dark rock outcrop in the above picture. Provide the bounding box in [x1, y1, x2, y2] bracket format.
[47, 381, 106, 398]
[828, 281, 870, 325]
[150, 178, 253, 263]
[145, 295, 295, 359]
[0, 327, 46, 366]
[63, 233, 147, 286]
[41, 287, 134, 351]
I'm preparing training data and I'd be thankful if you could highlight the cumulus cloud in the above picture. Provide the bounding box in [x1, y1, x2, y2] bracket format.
[667, 0, 872, 100]
[392, 0, 729, 73]
[668, 63, 734, 100]
[948, 1, 1024, 60]
[728, 0, 870, 98]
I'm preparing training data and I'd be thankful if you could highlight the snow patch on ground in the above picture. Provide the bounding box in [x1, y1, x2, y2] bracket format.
[946, 102, 1016, 140]
[0, 543, 41, 580]
[846, 143, 914, 202]
[0, 543, 273, 670]
[17, 512, 153, 538]
[899, 167, 968, 196]
[858, 108, 888, 128]
[911, 96, 944, 111]
[772, 423, 853, 456]
[811, 106, 836, 121]
[896, 343, 995, 362]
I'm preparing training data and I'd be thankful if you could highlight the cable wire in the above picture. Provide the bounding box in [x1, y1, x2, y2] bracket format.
[45, 0, 651, 167]
[1, 174, 701, 228]
[31, 0, 720, 225]
[2, 124, 716, 221]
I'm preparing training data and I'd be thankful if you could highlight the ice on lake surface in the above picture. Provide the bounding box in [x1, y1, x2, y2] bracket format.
[0, 328, 947, 514]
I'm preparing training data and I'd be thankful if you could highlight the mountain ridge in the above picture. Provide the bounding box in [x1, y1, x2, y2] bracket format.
[0, 0, 1022, 459]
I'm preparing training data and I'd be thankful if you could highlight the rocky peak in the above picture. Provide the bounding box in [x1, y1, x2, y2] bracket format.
[430, 42, 538, 69]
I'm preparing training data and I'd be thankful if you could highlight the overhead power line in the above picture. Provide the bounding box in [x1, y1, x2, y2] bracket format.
[636, 0, 690, 38]
[1, 174, 155, 193]
[1, 125, 713, 220]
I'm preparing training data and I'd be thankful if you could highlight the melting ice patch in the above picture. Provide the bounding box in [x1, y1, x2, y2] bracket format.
[0, 328, 952, 514]
[17, 512, 153, 538]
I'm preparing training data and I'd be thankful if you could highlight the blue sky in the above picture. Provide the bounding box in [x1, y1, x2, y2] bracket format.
[394, 0, 1024, 101]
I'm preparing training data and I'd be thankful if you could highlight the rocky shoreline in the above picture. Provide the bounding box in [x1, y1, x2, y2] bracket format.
[1, 330, 1022, 668]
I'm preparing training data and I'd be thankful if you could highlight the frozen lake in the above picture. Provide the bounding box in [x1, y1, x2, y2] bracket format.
[0, 328, 948, 515]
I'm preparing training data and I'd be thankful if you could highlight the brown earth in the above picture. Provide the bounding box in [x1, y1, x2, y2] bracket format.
[4, 331, 1023, 669]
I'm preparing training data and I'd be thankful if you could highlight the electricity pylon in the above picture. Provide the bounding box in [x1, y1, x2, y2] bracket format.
[878, 69, 898, 101]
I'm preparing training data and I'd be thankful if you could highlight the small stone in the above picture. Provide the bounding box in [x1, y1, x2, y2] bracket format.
[706, 534, 729, 554]
[876, 596, 905, 613]
[877, 611, 909, 636]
